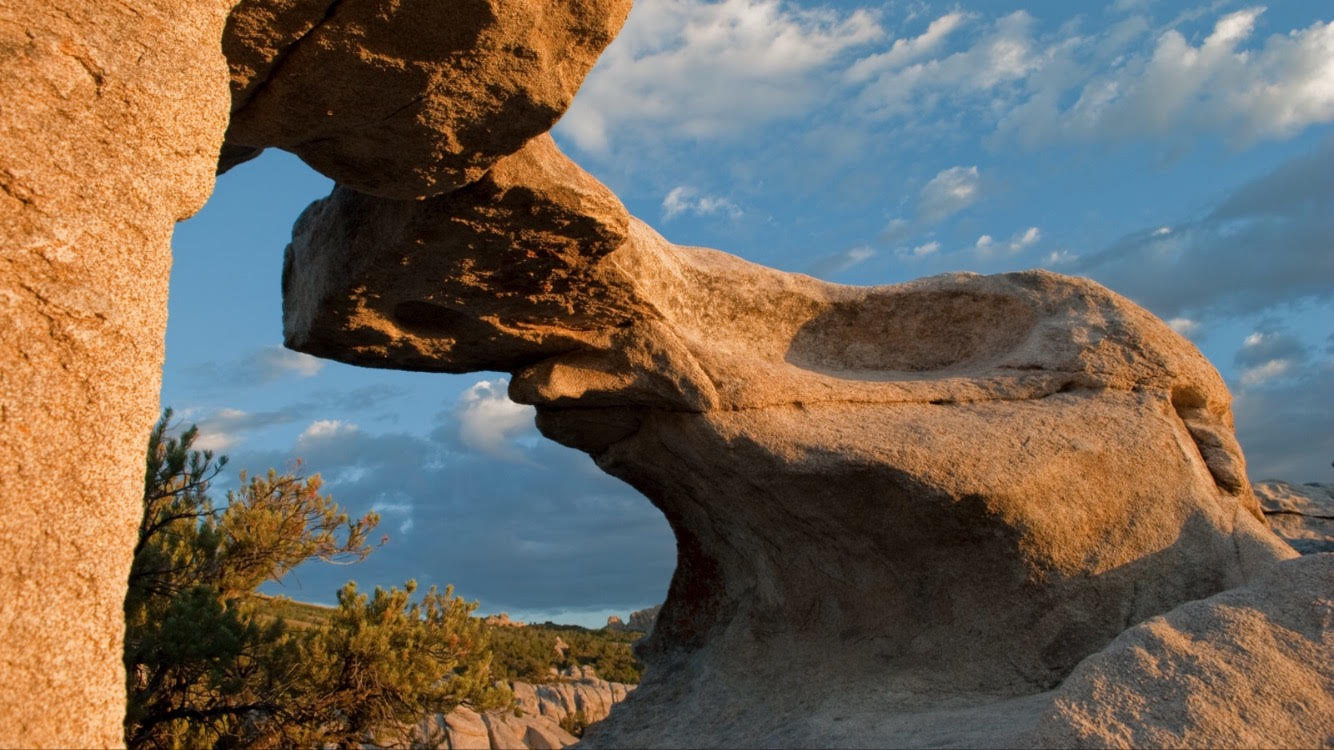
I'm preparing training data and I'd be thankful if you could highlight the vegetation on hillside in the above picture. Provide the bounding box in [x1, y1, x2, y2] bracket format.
[124, 409, 508, 749]
[488, 622, 643, 685]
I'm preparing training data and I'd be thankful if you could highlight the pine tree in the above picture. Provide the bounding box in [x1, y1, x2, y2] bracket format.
[125, 409, 508, 749]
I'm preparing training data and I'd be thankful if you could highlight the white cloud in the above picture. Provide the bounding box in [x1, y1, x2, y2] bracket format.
[1043, 249, 1079, 266]
[1235, 327, 1309, 386]
[1009, 226, 1041, 250]
[559, 4, 1334, 162]
[298, 419, 358, 446]
[1153, 226, 1172, 236]
[1167, 317, 1200, 336]
[918, 165, 981, 222]
[662, 186, 742, 221]
[371, 495, 416, 535]
[456, 378, 536, 461]
[977, 226, 1041, 257]
[193, 429, 236, 453]
[1240, 358, 1292, 386]
[846, 12, 970, 83]
[1000, 8, 1334, 146]
[558, 0, 882, 153]
[900, 240, 940, 259]
[854, 11, 1040, 120]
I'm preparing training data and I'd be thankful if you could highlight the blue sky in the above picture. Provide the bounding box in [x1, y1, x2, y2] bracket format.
[165, 0, 1334, 626]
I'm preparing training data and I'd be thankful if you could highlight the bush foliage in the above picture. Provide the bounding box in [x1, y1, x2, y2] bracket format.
[124, 410, 508, 749]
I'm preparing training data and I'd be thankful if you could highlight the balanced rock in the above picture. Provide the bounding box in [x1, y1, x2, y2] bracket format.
[220, 0, 632, 197]
[281, 133, 1301, 746]
[1253, 480, 1334, 554]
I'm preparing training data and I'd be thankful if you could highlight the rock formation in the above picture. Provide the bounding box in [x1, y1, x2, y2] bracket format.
[383, 670, 634, 750]
[1035, 553, 1333, 749]
[279, 127, 1308, 744]
[1254, 480, 1334, 554]
[0, 0, 236, 745]
[256, 0, 1324, 744]
[0, 0, 630, 746]
[219, 0, 632, 197]
[626, 604, 660, 633]
[4, 0, 1330, 746]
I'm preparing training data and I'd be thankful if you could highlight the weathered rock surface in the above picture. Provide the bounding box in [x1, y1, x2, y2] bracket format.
[220, 0, 632, 197]
[7, 0, 1321, 743]
[1254, 480, 1334, 554]
[626, 604, 660, 633]
[0, 0, 234, 745]
[282, 132, 1304, 746]
[385, 672, 633, 749]
[1035, 553, 1333, 749]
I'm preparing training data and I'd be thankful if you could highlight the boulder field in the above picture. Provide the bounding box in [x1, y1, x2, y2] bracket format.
[1, 0, 1329, 746]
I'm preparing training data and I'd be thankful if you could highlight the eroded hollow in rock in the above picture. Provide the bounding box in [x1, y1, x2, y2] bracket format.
[786, 289, 1038, 377]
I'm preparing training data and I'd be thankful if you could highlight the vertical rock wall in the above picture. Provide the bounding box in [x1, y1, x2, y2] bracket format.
[0, 0, 235, 745]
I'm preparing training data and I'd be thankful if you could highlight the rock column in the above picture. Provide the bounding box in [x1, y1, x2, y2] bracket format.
[0, 0, 234, 745]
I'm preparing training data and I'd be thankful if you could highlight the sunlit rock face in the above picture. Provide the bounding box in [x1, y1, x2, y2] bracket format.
[279, 131, 1310, 745]
[220, 0, 633, 198]
[0, 0, 235, 744]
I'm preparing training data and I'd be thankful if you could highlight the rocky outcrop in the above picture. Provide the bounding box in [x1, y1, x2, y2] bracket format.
[1035, 553, 1333, 749]
[220, 0, 632, 197]
[281, 124, 1303, 745]
[516, 666, 632, 727]
[1254, 480, 1334, 554]
[389, 671, 634, 750]
[0, 0, 235, 745]
[6, 0, 1326, 745]
[1, 2, 629, 745]
[626, 605, 660, 633]
[608, 605, 660, 633]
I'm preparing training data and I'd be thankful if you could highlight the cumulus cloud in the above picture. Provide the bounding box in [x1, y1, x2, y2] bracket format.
[558, 4, 1334, 164]
[1235, 327, 1308, 386]
[977, 226, 1042, 257]
[662, 186, 742, 221]
[1075, 135, 1334, 318]
[918, 166, 981, 223]
[558, 0, 882, 153]
[1009, 226, 1041, 250]
[299, 419, 358, 446]
[1167, 317, 1201, 336]
[999, 8, 1334, 147]
[1042, 250, 1078, 266]
[899, 240, 940, 258]
[454, 379, 537, 461]
[1233, 355, 1334, 480]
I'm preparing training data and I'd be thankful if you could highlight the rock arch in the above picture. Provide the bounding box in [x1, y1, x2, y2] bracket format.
[2, 1, 1326, 747]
